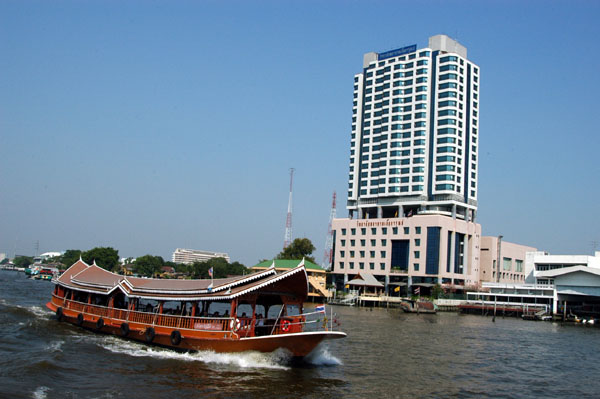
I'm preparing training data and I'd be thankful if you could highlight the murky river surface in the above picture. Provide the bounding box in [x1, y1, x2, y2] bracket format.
[1, 271, 599, 399]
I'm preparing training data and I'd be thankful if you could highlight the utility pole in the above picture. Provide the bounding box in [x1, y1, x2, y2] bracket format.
[283, 168, 295, 249]
[496, 235, 503, 283]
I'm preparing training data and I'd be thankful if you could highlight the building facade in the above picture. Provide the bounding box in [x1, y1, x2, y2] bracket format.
[332, 215, 481, 295]
[479, 237, 537, 284]
[171, 248, 230, 265]
[332, 35, 481, 296]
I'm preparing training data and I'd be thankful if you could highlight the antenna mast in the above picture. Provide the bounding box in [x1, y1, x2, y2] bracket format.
[283, 168, 295, 249]
[322, 191, 337, 269]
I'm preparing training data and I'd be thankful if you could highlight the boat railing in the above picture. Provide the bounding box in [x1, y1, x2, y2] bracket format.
[52, 294, 231, 332]
[51, 294, 341, 336]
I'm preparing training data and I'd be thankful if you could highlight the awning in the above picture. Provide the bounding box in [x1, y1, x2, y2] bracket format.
[388, 282, 407, 286]
[412, 283, 435, 287]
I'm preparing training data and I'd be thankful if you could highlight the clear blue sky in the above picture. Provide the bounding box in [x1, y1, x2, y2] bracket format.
[1, 0, 599, 266]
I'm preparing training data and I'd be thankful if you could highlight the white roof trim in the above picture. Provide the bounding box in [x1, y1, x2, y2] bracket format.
[537, 265, 600, 278]
[231, 265, 307, 299]
[122, 267, 277, 295]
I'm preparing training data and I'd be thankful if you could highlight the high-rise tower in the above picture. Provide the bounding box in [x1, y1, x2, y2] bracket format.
[331, 35, 482, 296]
[347, 35, 479, 222]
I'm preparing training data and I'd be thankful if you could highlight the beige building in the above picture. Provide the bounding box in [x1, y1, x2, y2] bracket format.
[332, 214, 481, 296]
[479, 237, 536, 284]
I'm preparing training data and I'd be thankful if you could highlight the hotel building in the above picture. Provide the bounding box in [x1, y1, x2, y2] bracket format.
[332, 35, 482, 295]
[171, 248, 230, 265]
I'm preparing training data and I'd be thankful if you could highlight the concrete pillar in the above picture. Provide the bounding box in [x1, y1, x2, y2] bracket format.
[472, 210, 477, 223]
[377, 206, 383, 219]
[449, 230, 456, 274]
[358, 208, 363, 219]
[452, 204, 457, 219]
[398, 205, 404, 218]
[463, 234, 469, 277]
[385, 274, 390, 295]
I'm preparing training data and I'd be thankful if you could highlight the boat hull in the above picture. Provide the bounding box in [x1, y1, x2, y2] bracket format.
[47, 302, 345, 357]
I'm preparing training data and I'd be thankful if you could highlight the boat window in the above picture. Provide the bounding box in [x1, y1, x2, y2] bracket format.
[138, 299, 160, 313]
[286, 304, 300, 316]
[254, 304, 266, 317]
[74, 291, 88, 303]
[91, 294, 108, 306]
[236, 304, 253, 318]
[162, 301, 186, 315]
[207, 302, 230, 317]
[267, 305, 283, 318]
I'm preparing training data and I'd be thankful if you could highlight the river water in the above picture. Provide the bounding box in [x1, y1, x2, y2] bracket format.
[1, 271, 599, 399]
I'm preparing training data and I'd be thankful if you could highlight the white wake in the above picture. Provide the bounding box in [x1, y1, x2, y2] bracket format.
[98, 337, 291, 370]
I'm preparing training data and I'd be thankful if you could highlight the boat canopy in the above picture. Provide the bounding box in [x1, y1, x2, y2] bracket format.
[55, 259, 310, 302]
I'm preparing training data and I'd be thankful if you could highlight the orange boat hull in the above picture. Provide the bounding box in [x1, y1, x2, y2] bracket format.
[47, 301, 345, 357]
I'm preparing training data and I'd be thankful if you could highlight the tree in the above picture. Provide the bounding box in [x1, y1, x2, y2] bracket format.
[188, 258, 248, 279]
[13, 256, 34, 268]
[133, 255, 164, 277]
[82, 247, 120, 272]
[0, 258, 9, 265]
[60, 249, 82, 267]
[431, 283, 443, 299]
[276, 238, 316, 263]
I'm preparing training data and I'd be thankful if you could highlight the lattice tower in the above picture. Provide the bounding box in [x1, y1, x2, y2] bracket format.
[283, 168, 294, 249]
[322, 191, 337, 269]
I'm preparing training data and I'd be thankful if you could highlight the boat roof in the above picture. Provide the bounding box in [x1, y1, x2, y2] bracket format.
[55, 259, 309, 302]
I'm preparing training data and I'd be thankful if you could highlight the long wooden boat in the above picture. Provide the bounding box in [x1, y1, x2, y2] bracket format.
[400, 299, 437, 314]
[47, 259, 345, 358]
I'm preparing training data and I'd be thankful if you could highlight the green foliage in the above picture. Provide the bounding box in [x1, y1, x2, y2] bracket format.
[60, 249, 82, 267]
[188, 257, 248, 279]
[276, 238, 316, 263]
[82, 247, 120, 272]
[14, 256, 34, 268]
[133, 255, 164, 277]
[0, 258, 9, 265]
[431, 283, 443, 299]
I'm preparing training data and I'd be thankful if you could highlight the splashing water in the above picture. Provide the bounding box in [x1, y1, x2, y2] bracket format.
[45, 340, 64, 353]
[305, 345, 342, 366]
[98, 336, 291, 370]
[32, 386, 50, 399]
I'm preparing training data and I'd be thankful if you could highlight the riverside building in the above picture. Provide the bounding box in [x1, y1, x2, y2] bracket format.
[332, 35, 482, 296]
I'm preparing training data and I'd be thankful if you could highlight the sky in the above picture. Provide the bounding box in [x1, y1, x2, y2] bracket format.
[1, 0, 599, 266]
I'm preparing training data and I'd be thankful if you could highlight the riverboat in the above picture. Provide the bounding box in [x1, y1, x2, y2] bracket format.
[36, 267, 59, 281]
[46, 259, 345, 357]
[400, 299, 437, 314]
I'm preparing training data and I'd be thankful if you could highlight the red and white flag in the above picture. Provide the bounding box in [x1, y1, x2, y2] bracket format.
[414, 287, 420, 295]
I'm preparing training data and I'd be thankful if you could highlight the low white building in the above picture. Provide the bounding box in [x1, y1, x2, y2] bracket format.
[524, 251, 600, 316]
[525, 251, 600, 285]
[171, 248, 230, 265]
